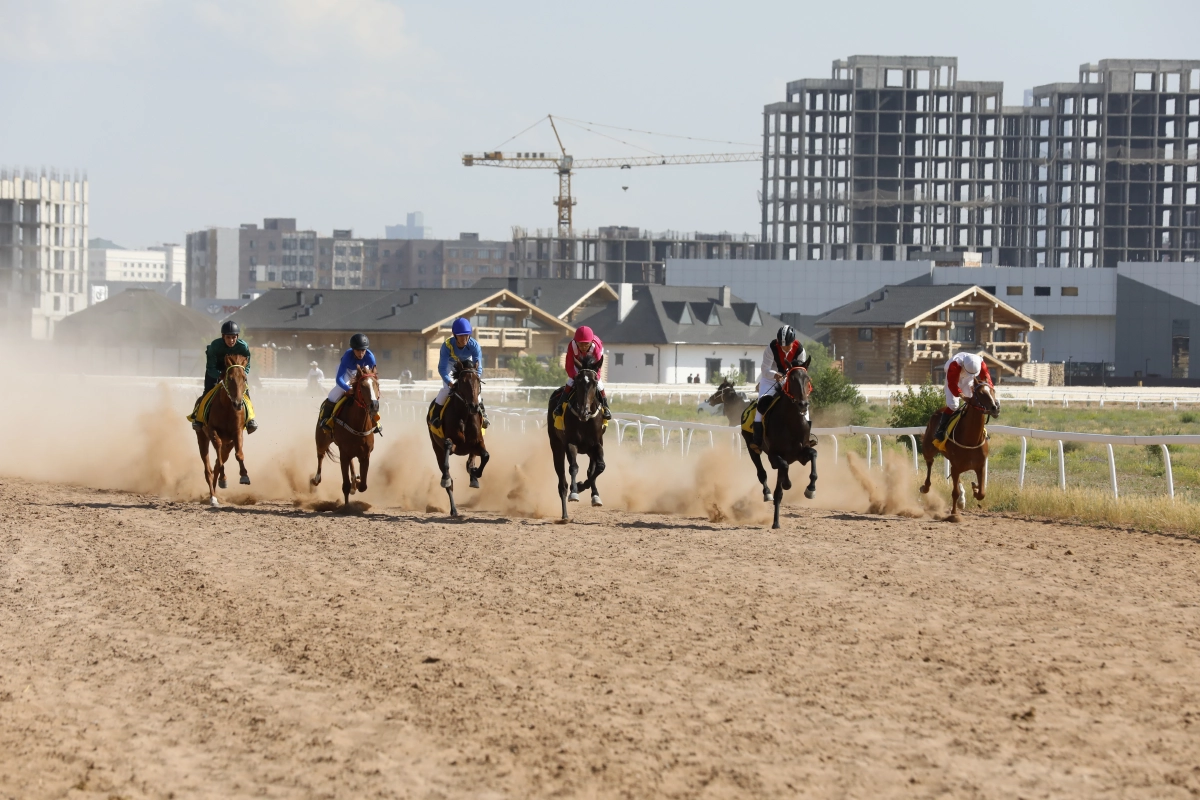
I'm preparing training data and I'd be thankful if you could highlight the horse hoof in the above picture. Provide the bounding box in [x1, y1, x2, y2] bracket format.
[440, 477, 452, 489]
[311, 474, 321, 487]
[591, 495, 603, 507]
[568, 492, 579, 502]
[209, 496, 220, 507]
[771, 522, 781, 530]
[469, 478, 480, 489]
[919, 484, 930, 494]
[804, 488, 815, 500]
[762, 493, 771, 503]
[218, 478, 227, 489]
[240, 476, 251, 486]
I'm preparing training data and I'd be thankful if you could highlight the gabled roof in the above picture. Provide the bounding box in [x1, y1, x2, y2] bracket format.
[470, 277, 616, 319]
[815, 284, 1043, 330]
[55, 288, 217, 347]
[229, 288, 574, 337]
[573, 284, 800, 347]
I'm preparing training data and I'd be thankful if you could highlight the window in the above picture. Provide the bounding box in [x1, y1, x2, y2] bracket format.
[949, 310, 976, 343]
[645, 353, 655, 366]
[858, 327, 873, 341]
[614, 353, 624, 366]
[1061, 286, 1079, 296]
[1034, 286, 1051, 296]
[1006, 286, 1024, 296]
[855, 361, 864, 372]
[739, 359, 755, 382]
[1134, 72, 1154, 91]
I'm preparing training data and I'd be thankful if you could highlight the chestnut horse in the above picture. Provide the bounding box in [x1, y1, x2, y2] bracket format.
[702, 378, 750, 427]
[547, 360, 606, 520]
[920, 380, 1000, 516]
[196, 354, 251, 507]
[740, 364, 818, 529]
[430, 360, 490, 517]
[312, 366, 380, 509]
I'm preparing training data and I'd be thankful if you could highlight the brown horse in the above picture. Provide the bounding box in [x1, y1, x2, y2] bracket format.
[740, 365, 818, 529]
[312, 366, 380, 509]
[702, 378, 750, 427]
[196, 354, 251, 507]
[547, 360, 606, 520]
[430, 360, 490, 517]
[920, 380, 1000, 516]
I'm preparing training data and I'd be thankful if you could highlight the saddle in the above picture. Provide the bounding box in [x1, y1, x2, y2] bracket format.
[550, 385, 606, 432]
[429, 396, 486, 438]
[934, 404, 984, 452]
[739, 393, 783, 436]
[187, 383, 255, 427]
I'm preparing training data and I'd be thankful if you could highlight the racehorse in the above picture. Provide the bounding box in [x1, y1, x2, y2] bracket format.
[312, 365, 379, 509]
[430, 360, 490, 517]
[740, 363, 818, 529]
[195, 354, 251, 507]
[701, 378, 750, 427]
[920, 379, 1000, 516]
[547, 358, 606, 520]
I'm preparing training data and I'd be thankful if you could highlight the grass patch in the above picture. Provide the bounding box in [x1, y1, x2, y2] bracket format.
[977, 482, 1200, 536]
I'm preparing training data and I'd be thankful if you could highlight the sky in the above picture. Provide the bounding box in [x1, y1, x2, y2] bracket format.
[2, 0, 1198, 248]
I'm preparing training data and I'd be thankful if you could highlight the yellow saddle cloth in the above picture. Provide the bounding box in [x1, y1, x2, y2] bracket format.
[934, 406, 982, 451]
[188, 384, 255, 427]
[552, 389, 607, 432]
[327, 395, 381, 433]
[739, 393, 783, 436]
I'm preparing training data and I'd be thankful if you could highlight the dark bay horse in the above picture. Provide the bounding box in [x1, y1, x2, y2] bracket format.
[196, 354, 251, 507]
[920, 380, 1000, 516]
[547, 360, 606, 520]
[430, 360, 490, 517]
[702, 378, 750, 427]
[740, 365, 818, 529]
[312, 366, 379, 509]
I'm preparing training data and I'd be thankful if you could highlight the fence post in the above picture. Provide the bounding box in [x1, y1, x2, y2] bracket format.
[830, 435, 838, 465]
[1161, 444, 1175, 500]
[1057, 439, 1066, 490]
[906, 434, 918, 471]
[875, 434, 883, 470]
[863, 434, 872, 468]
[1018, 436, 1027, 490]
[1106, 443, 1118, 499]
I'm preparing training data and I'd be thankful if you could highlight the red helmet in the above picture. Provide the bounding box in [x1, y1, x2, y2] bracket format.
[574, 326, 595, 344]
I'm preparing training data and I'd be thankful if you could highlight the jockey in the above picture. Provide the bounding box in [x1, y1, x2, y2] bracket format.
[317, 333, 379, 432]
[432, 317, 489, 428]
[933, 351, 993, 447]
[752, 325, 808, 450]
[191, 319, 257, 433]
[564, 326, 611, 420]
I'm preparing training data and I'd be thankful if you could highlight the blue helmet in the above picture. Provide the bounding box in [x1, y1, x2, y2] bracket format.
[451, 317, 472, 336]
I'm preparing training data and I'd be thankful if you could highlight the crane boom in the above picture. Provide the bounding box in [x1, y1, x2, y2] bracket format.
[462, 151, 760, 169]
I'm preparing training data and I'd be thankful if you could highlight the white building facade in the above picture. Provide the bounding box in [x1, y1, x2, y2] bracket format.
[0, 169, 89, 338]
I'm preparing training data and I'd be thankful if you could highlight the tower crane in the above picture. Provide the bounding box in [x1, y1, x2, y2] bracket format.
[462, 115, 760, 237]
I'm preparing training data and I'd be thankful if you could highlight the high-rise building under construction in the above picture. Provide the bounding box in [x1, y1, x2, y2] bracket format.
[762, 56, 1200, 267]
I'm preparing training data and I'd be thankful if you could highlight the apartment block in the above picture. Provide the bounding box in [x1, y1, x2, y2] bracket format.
[88, 243, 186, 305]
[241, 218, 317, 291]
[185, 226, 240, 306]
[763, 56, 1200, 268]
[0, 168, 88, 338]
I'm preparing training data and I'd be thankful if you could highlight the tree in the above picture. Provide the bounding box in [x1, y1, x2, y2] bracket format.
[886, 381, 944, 435]
[509, 354, 567, 387]
[805, 342, 864, 412]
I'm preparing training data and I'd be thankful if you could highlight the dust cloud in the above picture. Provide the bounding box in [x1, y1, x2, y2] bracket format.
[0, 374, 941, 523]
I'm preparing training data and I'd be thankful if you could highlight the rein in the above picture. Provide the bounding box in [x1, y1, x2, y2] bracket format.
[780, 366, 812, 405]
[221, 363, 247, 405]
[449, 372, 482, 416]
[947, 385, 996, 450]
[568, 371, 602, 421]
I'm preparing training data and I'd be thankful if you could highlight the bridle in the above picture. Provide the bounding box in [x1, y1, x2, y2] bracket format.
[779, 366, 812, 410]
[947, 380, 998, 450]
[222, 362, 247, 408]
[351, 370, 379, 412]
[569, 369, 602, 421]
[449, 364, 483, 417]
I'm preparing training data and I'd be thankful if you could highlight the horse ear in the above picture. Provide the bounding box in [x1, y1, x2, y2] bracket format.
[802, 355, 812, 370]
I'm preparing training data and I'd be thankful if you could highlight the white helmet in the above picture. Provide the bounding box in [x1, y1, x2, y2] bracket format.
[959, 353, 983, 375]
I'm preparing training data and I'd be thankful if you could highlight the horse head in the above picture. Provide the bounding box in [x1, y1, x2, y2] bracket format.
[451, 359, 482, 412]
[223, 354, 248, 410]
[705, 378, 735, 407]
[971, 380, 1000, 418]
[781, 365, 812, 416]
[354, 366, 380, 414]
[570, 356, 602, 421]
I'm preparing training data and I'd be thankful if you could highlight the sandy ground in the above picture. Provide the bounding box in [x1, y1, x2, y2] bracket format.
[1, 384, 1199, 797]
[2, 474, 1200, 799]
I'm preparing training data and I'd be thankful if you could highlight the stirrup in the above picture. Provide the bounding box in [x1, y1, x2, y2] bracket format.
[191, 420, 204, 431]
[246, 419, 258, 434]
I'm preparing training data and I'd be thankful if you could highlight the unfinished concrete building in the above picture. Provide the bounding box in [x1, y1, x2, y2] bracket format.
[514, 226, 770, 283]
[763, 56, 1200, 267]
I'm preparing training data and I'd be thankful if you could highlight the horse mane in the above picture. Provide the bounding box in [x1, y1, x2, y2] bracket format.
[453, 359, 479, 380]
[225, 353, 248, 366]
[577, 354, 599, 373]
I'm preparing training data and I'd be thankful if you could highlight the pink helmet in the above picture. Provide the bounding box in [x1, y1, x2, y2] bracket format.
[574, 326, 595, 344]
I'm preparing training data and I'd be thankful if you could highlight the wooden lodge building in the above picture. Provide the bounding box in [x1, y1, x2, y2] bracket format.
[228, 282, 615, 379]
[815, 284, 1043, 384]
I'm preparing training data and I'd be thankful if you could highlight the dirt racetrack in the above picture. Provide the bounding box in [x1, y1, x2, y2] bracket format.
[2, 384, 1200, 798]
[3, 474, 1200, 799]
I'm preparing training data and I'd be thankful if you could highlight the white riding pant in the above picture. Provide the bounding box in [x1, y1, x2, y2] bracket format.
[566, 376, 605, 391]
[944, 385, 974, 410]
[754, 376, 778, 422]
[434, 383, 452, 405]
[327, 385, 347, 403]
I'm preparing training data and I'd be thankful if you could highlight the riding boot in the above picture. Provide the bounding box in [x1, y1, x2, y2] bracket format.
[479, 401, 490, 429]
[190, 394, 205, 431]
[933, 411, 951, 449]
[317, 399, 334, 430]
[599, 390, 612, 420]
[752, 420, 764, 451]
[246, 418, 259, 434]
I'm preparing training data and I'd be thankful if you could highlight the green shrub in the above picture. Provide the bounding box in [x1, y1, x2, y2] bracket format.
[805, 343, 866, 422]
[1181, 412, 1198, 424]
[509, 355, 567, 387]
[886, 381, 943, 431]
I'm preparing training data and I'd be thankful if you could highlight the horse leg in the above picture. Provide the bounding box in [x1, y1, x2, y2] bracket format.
[950, 469, 963, 517]
[469, 449, 490, 489]
[552, 440, 570, 520]
[235, 426, 250, 486]
[197, 432, 218, 507]
[920, 421, 937, 495]
[772, 467, 785, 529]
[580, 447, 606, 506]
[217, 438, 234, 492]
[467, 455, 480, 489]
[971, 459, 987, 504]
[440, 437, 454, 490]
[312, 429, 330, 487]
[567, 445, 580, 502]
[339, 450, 353, 508]
[348, 456, 358, 496]
[747, 445, 771, 503]
[213, 433, 228, 490]
[804, 449, 818, 500]
[358, 450, 369, 493]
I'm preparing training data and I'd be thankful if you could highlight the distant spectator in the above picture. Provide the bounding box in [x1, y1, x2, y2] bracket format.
[306, 361, 324, 392]
[399, 368, 414, 384]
